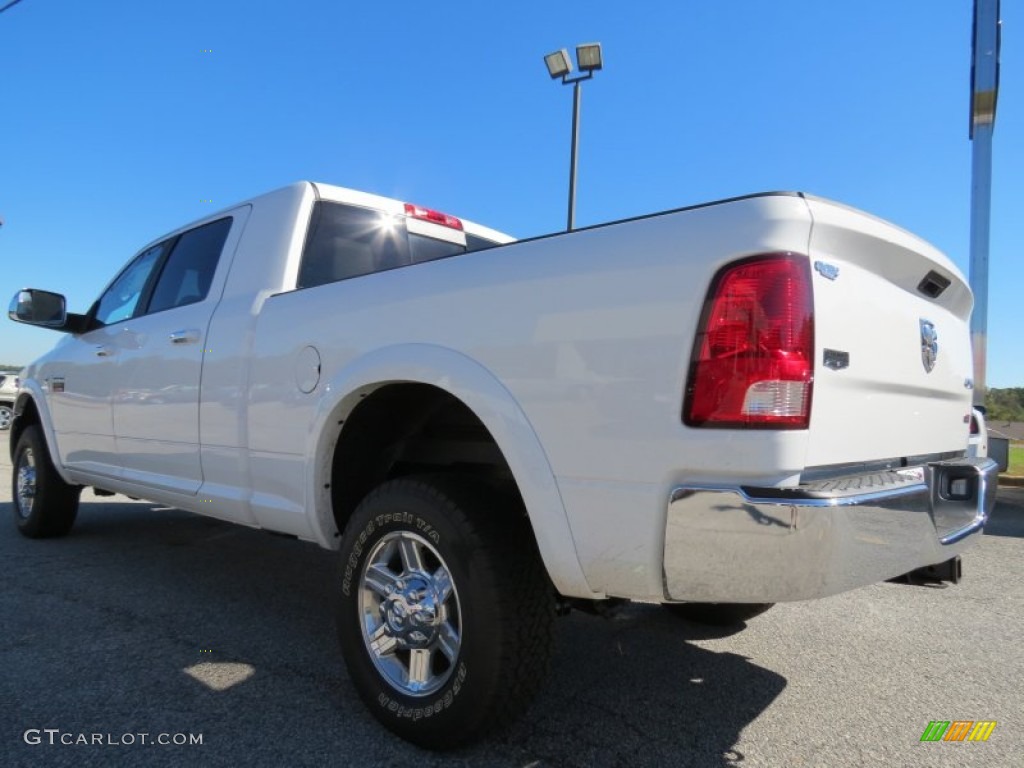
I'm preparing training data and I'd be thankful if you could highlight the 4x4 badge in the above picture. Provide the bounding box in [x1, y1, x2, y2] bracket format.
[920, 319, 938, 373]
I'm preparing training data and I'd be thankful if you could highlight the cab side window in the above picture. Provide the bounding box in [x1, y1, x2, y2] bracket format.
[147, 218, 232, 314]
[93, 217, 232, 327]
[94, 244, 167, 326]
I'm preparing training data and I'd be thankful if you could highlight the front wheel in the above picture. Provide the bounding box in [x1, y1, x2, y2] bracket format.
[0, 404, 13, 431]
[663, 602, 774, 626]
[336, 476, 554, 749]
[12, 425, 81, 538]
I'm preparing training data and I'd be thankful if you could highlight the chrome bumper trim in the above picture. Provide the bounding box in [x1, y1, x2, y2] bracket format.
[663, 458, 997, 603]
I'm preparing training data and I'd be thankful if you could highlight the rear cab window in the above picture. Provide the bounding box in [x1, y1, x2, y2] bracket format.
[297, 201, 502, 290]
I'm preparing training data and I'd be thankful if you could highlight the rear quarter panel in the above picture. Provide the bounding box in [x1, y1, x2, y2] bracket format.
[247, 193, 815, 599]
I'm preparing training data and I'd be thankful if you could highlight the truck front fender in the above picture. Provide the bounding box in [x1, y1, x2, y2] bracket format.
[307, 343, 600, 600]
[10, 387, 75, 486]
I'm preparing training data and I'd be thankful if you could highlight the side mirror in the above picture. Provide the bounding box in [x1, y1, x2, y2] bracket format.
[8, 289, 68, 328]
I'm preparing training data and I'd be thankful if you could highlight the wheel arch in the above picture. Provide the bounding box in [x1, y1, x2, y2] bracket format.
[305, 343, 598, 599]
[9, 389, 72, 484]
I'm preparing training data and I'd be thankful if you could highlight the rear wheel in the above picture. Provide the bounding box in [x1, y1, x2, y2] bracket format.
[0, 404, 13, 431]
[12, 425, 80, 538]
[663, 602, 774, 626]
[336, 476, 554, 749]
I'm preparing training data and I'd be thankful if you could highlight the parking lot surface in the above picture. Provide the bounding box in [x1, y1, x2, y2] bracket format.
[2, 448, 1022, 768]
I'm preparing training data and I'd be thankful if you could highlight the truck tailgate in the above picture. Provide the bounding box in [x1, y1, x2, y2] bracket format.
[804, 197, 974, 469]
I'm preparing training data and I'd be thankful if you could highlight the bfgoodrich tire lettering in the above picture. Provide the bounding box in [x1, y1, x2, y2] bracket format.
[12, 424, 81, 538]
[336, 476, 554, 749]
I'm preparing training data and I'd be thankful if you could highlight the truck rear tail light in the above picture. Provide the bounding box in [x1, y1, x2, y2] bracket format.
[969, 414, 979, 435]
[403, 203, 463, 231]
[684, 253, 814, 429]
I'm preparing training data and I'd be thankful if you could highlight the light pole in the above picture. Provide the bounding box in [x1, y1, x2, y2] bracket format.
[968, 0, 1000, 406]
[544, 43, 603, 231]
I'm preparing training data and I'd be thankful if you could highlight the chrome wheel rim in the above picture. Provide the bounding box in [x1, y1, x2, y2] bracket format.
[0, 406, 12, 430]
[358, 530, 462, 697]
[16, 447, 37, 519]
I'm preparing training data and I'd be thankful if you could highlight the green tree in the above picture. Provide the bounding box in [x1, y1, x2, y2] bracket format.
[985, 387, 1024, 422]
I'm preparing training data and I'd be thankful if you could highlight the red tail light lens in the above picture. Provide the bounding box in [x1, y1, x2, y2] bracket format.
[684, 253, 814, 429]
[969, 414, 979, 435]
[403, 203, 463, 231]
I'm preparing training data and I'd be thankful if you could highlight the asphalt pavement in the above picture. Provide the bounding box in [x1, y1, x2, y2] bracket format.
[2, 448, 1022, 768]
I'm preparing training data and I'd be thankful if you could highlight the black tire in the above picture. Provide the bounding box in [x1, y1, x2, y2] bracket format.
[12, 424, 80, 538]
[0, 403, 13, 431]
[336, 475, 554, 749]
[663, 602, 774, 626]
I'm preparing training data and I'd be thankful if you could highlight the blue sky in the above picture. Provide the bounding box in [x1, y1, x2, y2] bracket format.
[1, 1, 1020, 386]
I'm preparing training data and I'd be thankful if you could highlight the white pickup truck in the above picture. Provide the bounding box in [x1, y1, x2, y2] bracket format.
[8, 182, 997, 748]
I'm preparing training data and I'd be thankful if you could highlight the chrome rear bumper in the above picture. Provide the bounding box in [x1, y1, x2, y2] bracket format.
[663, 458, 997, 603]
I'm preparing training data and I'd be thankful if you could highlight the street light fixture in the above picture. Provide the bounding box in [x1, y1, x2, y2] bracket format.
[544, 49, 572, 79]
[544, 42, 603, 231]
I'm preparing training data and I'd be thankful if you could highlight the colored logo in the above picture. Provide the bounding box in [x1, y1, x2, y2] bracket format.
[920, 720, 996, 742]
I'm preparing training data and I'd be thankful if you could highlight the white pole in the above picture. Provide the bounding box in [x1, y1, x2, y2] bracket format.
[968, 0, 1000, 405]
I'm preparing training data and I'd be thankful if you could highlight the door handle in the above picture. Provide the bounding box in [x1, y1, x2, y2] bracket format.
[94, 345, 114, 357]
[169, 329, 201, 345]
